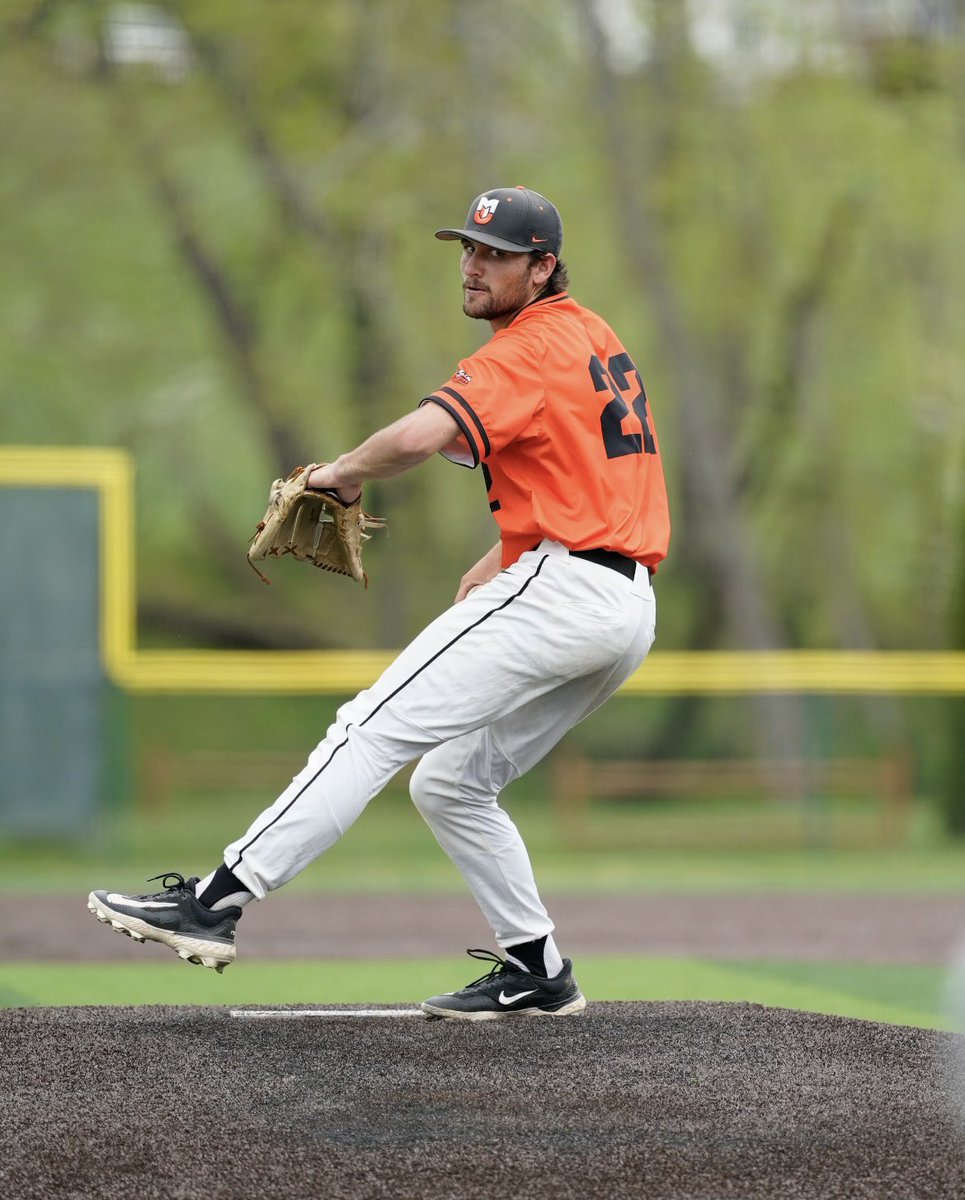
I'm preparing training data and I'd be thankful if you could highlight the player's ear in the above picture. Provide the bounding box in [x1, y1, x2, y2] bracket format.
[530, 253, 556, 287]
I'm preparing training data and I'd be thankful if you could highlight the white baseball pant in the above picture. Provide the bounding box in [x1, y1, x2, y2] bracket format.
[224, 540, 656, 948]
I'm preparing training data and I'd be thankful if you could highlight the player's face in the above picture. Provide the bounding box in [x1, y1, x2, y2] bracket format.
[460, 240, 546, 330]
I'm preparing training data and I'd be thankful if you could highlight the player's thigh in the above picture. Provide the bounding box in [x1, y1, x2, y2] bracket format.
[487, 672, 621, 780]
[412, 641, 650, 813]
[486, 591, 655, 778]
[357, 558, 618, 742]
[365, 553, 654, 756]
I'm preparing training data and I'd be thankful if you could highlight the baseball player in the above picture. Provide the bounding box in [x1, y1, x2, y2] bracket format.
[89, 186, 671, 1020]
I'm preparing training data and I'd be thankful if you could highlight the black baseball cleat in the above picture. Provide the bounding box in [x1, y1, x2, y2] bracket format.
[421, 949, 586, 1021]
[87, 873, 241, 973]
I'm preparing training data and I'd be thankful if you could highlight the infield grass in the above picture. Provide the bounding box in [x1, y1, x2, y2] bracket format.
[0, 956, 953, 1032]
[4, 742, 962, 1031]
[5, 787, 965, 894]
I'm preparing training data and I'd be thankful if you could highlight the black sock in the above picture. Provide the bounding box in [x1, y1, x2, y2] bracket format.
[505, 936, 550, 978]
[195, 864, 248, 909]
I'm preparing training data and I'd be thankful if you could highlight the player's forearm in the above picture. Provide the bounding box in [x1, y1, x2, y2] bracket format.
[326, 422, 428, 486]
[317, 406, 460, 490]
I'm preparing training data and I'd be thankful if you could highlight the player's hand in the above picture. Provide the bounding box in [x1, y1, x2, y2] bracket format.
[306, 464, 362, 505]
[454, 576, 485, 603]
[455, 542, 503, 602]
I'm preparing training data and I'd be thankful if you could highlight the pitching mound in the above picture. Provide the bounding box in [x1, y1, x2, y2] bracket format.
[3, 1001, 964, 1199]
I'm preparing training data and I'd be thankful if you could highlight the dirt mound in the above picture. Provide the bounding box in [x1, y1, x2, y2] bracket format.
[6, 891, 964, 963]
[3, 1001, 964, 1199]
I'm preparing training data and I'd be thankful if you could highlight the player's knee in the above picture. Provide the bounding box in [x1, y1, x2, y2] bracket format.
[411, 757, 502, 823]
[409, 758, 451, 821]
[409, 759, 436, 815]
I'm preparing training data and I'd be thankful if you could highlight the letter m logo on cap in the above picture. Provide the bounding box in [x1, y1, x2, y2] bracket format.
[473, 196, 499, 225]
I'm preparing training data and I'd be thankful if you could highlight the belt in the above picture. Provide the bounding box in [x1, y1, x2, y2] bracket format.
[569, 547, 639, 581]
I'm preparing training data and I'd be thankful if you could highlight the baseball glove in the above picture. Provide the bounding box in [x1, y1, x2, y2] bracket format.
[247, 464, 385, 586]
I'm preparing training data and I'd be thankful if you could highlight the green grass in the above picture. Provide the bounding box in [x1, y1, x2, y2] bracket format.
[4, 732, 963, 1033]
[5, 787, 965, 895]
[0, 956, 952, 1031]
[6, 689, 965, 895]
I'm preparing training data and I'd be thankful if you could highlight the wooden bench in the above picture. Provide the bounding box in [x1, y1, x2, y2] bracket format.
[137, 749, 415, 812]
[138, 750, 305, 812]
[549, 751, 914, 847]
[138, 747, 914, 848]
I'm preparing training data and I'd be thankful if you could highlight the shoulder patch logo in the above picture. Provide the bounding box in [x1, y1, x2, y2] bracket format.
[453, 368, 472, 385]
[473, 197, 499, 226]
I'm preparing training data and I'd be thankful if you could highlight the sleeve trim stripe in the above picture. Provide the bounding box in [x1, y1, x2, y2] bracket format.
[438, 387, 492, 459]
[421, 396, 480, 468]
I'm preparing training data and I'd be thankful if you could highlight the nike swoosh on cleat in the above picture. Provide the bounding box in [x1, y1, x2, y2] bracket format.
[105, 895, 179, 909]
[498, 988, 539, 1006]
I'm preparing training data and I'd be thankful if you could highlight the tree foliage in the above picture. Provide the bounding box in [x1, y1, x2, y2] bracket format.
[1, 0, 963, 675]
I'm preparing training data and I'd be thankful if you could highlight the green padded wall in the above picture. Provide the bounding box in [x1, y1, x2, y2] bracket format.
[0, 487, 104, 837]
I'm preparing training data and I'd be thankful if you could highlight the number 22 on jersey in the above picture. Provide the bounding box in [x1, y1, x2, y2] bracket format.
[589, 353, 657, 460]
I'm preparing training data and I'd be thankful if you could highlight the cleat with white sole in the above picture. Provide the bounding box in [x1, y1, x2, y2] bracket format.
[421, 949, 586, 1021]
[87, 873, 241, 972]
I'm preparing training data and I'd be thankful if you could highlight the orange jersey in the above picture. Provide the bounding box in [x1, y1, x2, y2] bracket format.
[423, 293, 671, 569]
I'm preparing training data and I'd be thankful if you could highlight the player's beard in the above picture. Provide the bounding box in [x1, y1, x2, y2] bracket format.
[462, 265, 537, 323]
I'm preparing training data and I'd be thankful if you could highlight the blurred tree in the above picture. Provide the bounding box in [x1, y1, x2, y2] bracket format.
[577, 0, 808, 763]
[940, 0, 965, 832]
[0, 0, 962, 743]
[942, 500, 965, 832]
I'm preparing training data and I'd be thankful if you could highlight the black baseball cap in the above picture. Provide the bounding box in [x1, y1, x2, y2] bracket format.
[435, 186, 563, 256]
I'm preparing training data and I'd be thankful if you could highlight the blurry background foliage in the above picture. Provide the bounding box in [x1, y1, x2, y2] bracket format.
[1, 0, 963, 809]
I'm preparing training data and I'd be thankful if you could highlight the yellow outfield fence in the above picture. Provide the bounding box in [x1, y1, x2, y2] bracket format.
[3, 445, 964, 697]
[120, 648, 965, 695]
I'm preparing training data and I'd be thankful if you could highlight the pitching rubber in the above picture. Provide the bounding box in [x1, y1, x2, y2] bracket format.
[229, 1009, 425, 1019]
[86, 894, 236, 973]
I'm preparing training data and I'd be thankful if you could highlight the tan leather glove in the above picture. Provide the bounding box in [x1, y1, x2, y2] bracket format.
[247, 464, 385, 585]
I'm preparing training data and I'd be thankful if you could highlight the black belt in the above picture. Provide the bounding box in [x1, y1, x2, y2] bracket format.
[569, 547, 639, 581]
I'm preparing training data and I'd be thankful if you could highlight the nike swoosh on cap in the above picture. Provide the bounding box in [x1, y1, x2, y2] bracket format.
[498, 988, 539, 1005]
[531, 237, 548, 243]
[105, 895, 179, 909]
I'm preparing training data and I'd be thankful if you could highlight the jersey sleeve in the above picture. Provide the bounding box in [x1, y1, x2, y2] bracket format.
[421, 332, 544, 468]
